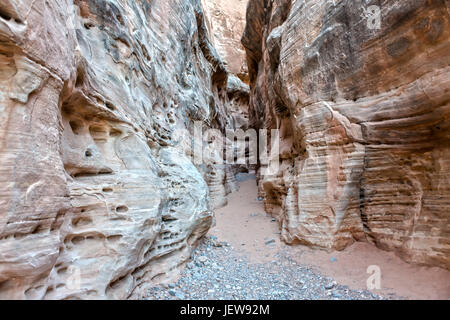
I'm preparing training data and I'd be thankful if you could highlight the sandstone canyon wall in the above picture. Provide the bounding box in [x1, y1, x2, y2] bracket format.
[0, 0, 244, 299]
[243, 0, 450, 269]
[200, 0, 251, 208]
[202, 0, 249, 83]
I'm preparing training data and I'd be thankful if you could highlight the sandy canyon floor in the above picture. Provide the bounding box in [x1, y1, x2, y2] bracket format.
[141, 173, 450, 300]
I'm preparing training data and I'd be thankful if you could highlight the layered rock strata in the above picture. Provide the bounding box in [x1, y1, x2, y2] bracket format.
[243, 0, 450, 269]
[0, 0, 242, 299]
[201, 0, 249, 82]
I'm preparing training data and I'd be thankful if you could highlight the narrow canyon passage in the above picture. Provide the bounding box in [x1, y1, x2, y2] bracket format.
[0, 0, 449, 301]
[211, 172, 283, 262]
[140, 175, 450, 300]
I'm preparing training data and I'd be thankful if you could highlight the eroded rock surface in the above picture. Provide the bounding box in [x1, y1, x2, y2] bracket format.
[0, 0, 241, 299]
[243, 0, 450, 269]
[202, 0, 249, 82]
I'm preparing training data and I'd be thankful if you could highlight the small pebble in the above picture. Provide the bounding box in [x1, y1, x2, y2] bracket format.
[325, 282, 336, 290]
[168, 290, 177, 296]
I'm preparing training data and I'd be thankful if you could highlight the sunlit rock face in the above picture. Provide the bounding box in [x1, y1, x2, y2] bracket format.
[202, 0, 249, 83]
[243, 0, 450, 269]
[0, 0, 240, 299]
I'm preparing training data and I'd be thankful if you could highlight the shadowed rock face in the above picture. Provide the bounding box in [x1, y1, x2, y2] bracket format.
[0, 0, 243, 299]
[242, 0, 450, 269]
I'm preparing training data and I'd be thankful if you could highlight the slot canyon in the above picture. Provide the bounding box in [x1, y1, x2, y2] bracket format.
[0, 0, 449, 300]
